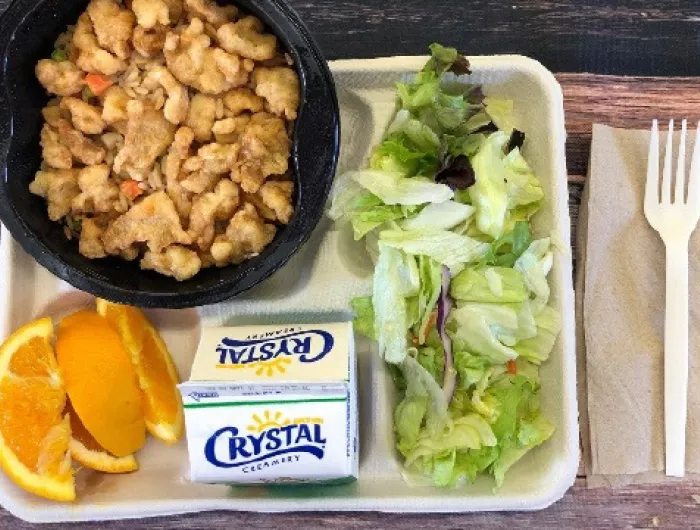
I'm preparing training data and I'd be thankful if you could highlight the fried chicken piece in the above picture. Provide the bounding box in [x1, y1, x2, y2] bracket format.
[71, 164, 120, 214]
[258, 180, 294, 224]
[184, 0, 236, 28]
[163, 18, 233, 94]
[145, 66, 189, 125]
[87, 0, 135, 60]
[242, 192, 275, 221]
[211, 48, 249, 87]
[217, 16, 276, 61]
[73, 13, 127, 75]
[164, 126, 195, 182]
[232, 112, 290, 193]
[186, 93, 217, 142]
[57, 120, 106, 165]
[213, 178, 239, 220]
[29, 170, 51, 198]
[132, 24, 167, 57]
[187, 178, 240, 249]
[132, 0, 169, 29]
[79, 218, 107, 258]
[209, 234, 234, 266]
[224, 202, 276, 263]
[182, 155, 203, 173]
[101, 85, 130, 124]
[164, 127, 195, 221]
[41, 124, 72, 169]
[180, 170, 221, 193]
[103, 191, 191, 254]
[212, 115, 249, 144]
[30, 169, 80, 221]
[187, 193, 219, 250]
[253, 67, 300, 120]
[222, 88, 264, 116]
[198, 142, 240, 174]
[141, 245, 201, 281]
[41, 104, 64, 128]
[114, 102, 176, 172]
[35, 60, 84, 96]
[60, 97, 106, 135]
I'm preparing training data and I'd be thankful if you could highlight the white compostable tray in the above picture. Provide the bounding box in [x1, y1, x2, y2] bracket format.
[0, 55, 578, 522]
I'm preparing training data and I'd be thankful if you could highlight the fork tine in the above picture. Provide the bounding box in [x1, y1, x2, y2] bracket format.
[687, 122, 700, 208]
[675, 120, 688, 204]
[662, 119, 674, 204]
[646, 120, 660, 210]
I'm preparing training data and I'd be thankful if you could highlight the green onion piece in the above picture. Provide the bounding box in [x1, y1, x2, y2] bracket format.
[81, 86, 94, 102]
[51, 49, 68, 62]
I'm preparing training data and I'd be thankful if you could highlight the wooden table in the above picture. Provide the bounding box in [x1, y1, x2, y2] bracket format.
[5, 1, 700, 528]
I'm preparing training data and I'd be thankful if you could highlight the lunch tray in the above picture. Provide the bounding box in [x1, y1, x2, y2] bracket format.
[0, 56, 578, 522]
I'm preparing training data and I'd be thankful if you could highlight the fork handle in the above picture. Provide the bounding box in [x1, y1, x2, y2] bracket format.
[665, 240, 690, 477]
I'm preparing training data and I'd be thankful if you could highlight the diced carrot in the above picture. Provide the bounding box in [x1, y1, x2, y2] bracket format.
[84, 73, 113, 96]
[120, 180, 143, 201]
[424, 311, 437, 333]
[506, 359, 517, 375]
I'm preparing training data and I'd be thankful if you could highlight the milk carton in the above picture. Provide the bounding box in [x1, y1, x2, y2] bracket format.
[179, 322, 358, 484]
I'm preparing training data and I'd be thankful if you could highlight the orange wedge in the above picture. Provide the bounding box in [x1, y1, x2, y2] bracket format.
[96, 300, 183, 444]
[56, 310, 146, 458]
[0, 318, 75, 501]
[67, 400, 138, 474]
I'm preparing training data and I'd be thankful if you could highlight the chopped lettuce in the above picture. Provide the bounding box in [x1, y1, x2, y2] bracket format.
[401, 201, 475, 232]
[469, 131, 510, 239]
[373, 244, 410, 363]
[351, 296, 375, 340]
[484, 97, 515, 133]
[453, 350, 491, 390]
[450, 267, 528, 303]
[352, 170, 453, 206]
[415, 256, 443, 344]
[370, 133, 439, 176]
[386, 110, 441, 151]
[504, 147, 544, 209]
[514, 305, 561, 364]
[350, 205, 404, 240]
[514, 238, 553, 313]
[449, 304, 518, 364]
[481, 221, 533, 268]
[379, 229, 490, 272]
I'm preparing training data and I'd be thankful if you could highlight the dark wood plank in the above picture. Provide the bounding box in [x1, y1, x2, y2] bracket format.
[282, 0, 700, 76]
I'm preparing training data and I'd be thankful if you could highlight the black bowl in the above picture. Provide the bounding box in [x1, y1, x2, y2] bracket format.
[0, 0, 339, 308]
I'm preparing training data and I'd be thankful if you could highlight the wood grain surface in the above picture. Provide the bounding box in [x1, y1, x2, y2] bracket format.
[284, 0, 700, 77]
[4, 72, 700, 530]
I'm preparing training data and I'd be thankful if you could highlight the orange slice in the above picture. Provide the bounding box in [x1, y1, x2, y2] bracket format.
[96, 300, 183, 444]
[67, 400, 138, 474]
[56, 310, 146, 458]
[0, 318, 75, 501]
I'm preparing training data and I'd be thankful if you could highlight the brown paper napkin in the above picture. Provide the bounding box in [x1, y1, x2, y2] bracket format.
[580, 124, 700, 485]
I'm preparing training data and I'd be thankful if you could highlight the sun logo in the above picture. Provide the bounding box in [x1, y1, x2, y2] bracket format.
[254, 357, 292, 376]
[246, 410, 324, 434]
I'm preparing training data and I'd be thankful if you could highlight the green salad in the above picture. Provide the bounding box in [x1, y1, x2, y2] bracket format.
[329, 44, 561, 489]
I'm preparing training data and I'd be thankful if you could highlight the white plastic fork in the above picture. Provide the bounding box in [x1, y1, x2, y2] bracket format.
[644, 119, 700, 477]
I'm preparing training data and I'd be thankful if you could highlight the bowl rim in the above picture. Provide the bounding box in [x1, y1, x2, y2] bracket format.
[0, 0, 340, 308]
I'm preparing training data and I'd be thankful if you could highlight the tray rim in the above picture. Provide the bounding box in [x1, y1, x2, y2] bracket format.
[0, 53, 578, 523]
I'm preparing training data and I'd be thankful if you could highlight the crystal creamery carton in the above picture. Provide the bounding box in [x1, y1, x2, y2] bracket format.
[179, 322, 358, 484]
